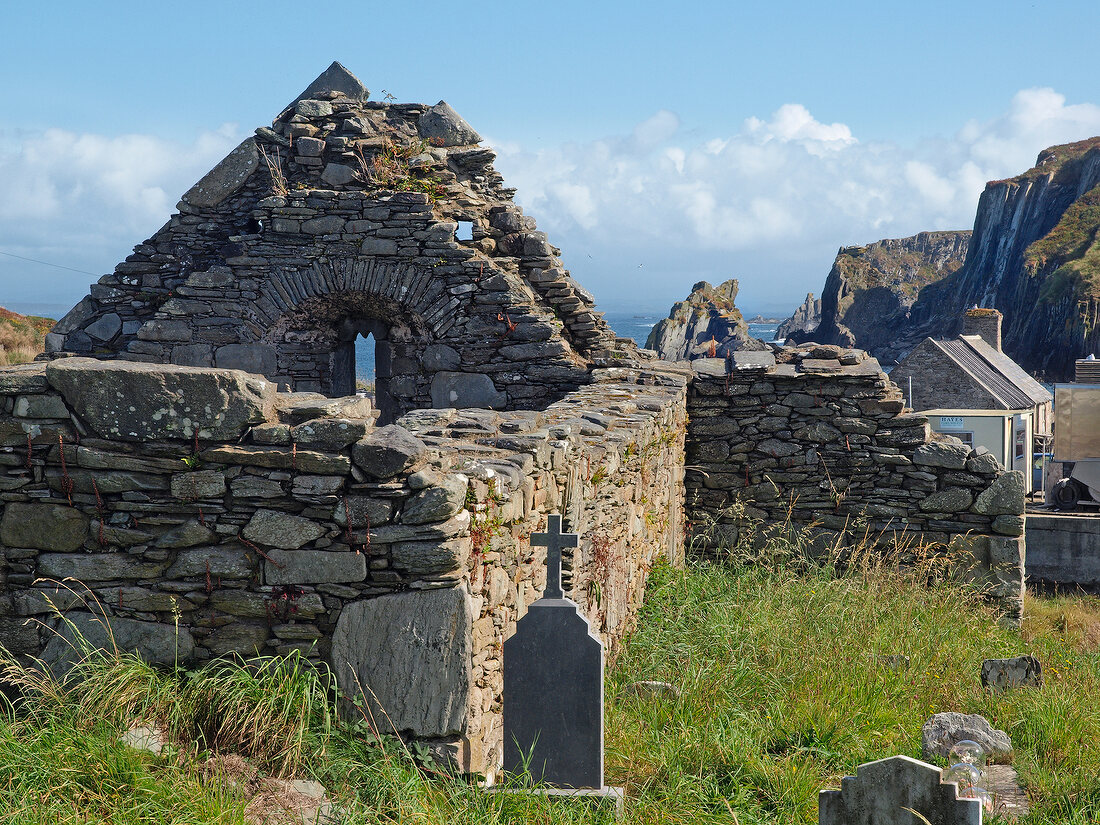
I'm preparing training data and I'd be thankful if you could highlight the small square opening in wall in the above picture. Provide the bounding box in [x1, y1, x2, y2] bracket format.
[455, 220, 474, 241]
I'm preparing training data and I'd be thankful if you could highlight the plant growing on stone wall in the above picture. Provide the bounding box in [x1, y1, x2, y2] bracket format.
[258, 145, 289, 197]
[354, 139, 445, 202]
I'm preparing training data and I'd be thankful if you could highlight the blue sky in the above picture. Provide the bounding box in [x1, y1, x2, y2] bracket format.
[3, 0, 1100, 318]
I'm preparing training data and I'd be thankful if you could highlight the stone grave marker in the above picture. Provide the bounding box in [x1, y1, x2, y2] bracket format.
[819, 755, 982, 824]
[503, 514, 604, 789]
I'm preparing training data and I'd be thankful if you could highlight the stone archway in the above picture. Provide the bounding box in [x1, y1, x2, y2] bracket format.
[332, 317, 390, 421]
[265, 284, 434, 424]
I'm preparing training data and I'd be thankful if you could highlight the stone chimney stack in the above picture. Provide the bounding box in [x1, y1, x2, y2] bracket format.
[963, 307, 1003, 352]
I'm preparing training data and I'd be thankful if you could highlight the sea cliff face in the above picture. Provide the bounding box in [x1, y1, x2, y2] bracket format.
[646, 279, 765, 360]
[790, 136, 1100, 380]
[788, 231, 970, 361]
[903, 137, 1100, 379]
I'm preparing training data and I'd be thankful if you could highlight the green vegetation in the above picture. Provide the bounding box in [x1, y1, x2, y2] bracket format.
[990, 138, 1100, 188]
[0, 307, 52, 366]
[356, 138, 447, 202]
[3, 540, 1100, 823]
[1027, 184, 1100, 304]
[835, 233, 967, 301]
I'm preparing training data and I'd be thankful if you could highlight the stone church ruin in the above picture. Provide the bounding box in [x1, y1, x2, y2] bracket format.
[0, 64, 1025, 774]
[47, 62, 621, 424]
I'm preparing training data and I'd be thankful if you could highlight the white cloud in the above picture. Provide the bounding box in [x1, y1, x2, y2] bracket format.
[493, 89, 1100, 310]
[0, 124, 242, 307]
[4, 88, 1100, 316]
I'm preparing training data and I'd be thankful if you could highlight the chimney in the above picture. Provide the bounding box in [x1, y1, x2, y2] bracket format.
[962, 307, 1003, 352]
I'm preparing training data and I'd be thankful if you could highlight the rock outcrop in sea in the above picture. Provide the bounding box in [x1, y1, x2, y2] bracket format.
[776, 292, 821, 341]
[646, 279, 766, 360]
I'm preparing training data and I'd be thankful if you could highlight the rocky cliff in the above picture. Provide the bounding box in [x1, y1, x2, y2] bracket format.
[776, 292, 821, 340]
[901, 137, 1100, 380]
[795, 136, 1100, 380]
[646, 279, 766, 360]
[789, 231, 970, 362]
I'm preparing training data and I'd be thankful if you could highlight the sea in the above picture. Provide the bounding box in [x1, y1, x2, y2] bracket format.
[354, 308, 781, 380]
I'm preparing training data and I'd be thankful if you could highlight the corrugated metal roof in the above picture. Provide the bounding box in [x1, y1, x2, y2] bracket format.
[1076, 359, 1100, 383]
[935, 336, 1052, 410]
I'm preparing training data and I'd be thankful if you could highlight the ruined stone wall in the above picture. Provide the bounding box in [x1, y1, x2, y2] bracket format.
[684, 345, 1025, 619]
[0, 358, 687, 772]
[47, 66, 625, 423]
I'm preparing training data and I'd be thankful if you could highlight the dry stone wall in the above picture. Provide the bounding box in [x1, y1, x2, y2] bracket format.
[0, 357, 686, 772]
[685, 345, 1025, 619]
[46, 63, 626, 423]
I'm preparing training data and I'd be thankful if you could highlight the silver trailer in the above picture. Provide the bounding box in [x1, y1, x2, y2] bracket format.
[1052, 383, 1100, 509]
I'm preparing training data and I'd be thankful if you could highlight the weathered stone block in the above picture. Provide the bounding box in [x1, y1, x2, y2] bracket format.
[430, 372, 506, 410]
[965, 449, 1002, 474]
[204, 622, 270, 657]
[264, 549, 367, 585]
[85, 313, 122, 342]
[972, 471, 1025, 516]
[155, 520, 216, 549]
[981, 655, 1042, 691]
[920, 711, 1012, 761]
[210, 589, 323, 619]
[42, 612, 195, 671]
[303, 215, 345, 234]
[166, 545, 256, 579]
[1, 502, 88, 552]
[332, 496, 393, 527]
[352, 425, 427, 478]
[912, 441, 971, 469]
[918, 487, 973, 513]
[181, 138, 259, 208]
[421, 344, 461, 372]
[135, 319, 193, 342]
[332, 587, 473, 736]
[47, 358, 274, 442]
[321, 162, 357, 186]
[417, 101, 482, 147]
[171, 470, 227, 500]
[391, 537, 470, 575]
[291, 418, 368, 451]
[360, 237, 398, 255]
[400, 475, 468, 525]
[243, 509, 326, 549]
[13, 394, 69, 419]
[291, 475, 344, 496]
[37, 553, 168, 581]
[0, 363, 49, 394]
[214, 344, 278, 378]
[202, 444, 350, 475]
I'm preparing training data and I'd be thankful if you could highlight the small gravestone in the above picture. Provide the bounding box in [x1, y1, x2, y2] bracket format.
[503, 514, 619, 806]
[981, 656, 1042, 691]
[819, 755, 982, 825]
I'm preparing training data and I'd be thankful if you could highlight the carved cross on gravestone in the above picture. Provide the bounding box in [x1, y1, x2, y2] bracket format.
[503, 514, 604, 789]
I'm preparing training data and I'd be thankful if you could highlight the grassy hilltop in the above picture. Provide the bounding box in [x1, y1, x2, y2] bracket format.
[1, 534, 1099, 823]
[0, 307, 52, 366]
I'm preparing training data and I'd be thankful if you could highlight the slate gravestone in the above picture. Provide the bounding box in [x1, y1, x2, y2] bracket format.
[503, 514, 604, 789]
[819, 755, 982, 825]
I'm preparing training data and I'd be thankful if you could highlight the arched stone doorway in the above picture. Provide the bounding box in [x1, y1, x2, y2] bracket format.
[266, 288, 432, 425]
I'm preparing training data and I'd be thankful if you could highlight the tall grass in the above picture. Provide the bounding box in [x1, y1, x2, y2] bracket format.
[0, 307, 50, 365]
[2, 528, 1100, 822]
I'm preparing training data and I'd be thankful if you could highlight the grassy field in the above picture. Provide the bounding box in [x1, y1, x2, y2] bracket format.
[0, 307, 51, 366]
[2, 555, 1099, 823]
